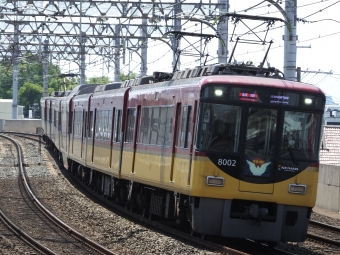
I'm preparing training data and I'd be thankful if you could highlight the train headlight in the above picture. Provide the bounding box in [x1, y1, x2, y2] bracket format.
[288, 184, 306, 194]
[206, 176, 224, 187]
[215, 89, 223, 96]
[304, 98, 312, 105]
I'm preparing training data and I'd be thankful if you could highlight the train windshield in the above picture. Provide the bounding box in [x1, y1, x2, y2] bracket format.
[281, 111, 322, 160]
[195, 103, 242, 152]
[196, 103, 322, 161]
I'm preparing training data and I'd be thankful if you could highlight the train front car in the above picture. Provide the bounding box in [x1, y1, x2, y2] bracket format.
[190, 75, 325, 242]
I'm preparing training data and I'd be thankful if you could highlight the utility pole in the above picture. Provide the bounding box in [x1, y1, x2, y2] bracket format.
[296, 67, 333, 82]
[172, 0, 181, 71]
[217, 0, 229, 63]
[140, 11, 148, 77]
[283, 0, 297, 81]
[12, 20, 19, 119]
[43, 39, 49, 97]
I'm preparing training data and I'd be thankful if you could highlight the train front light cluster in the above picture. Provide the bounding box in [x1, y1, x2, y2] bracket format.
[288, 184, 306, 194]
[206, 176, 224, 187]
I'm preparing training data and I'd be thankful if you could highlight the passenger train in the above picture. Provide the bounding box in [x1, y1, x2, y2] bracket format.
[41, 62, 325, 244]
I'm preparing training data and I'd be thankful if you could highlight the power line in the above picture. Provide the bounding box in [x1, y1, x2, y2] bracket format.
[302, 0, 340, 19]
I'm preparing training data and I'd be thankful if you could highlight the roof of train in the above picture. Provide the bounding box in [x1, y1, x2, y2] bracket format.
[126, 75, 325, 96]
[199, 75, 325, 95]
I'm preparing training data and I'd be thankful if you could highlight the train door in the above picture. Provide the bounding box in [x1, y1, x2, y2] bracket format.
[171, 103, 194, 186]
[58, 101, 62, 150]
[170, 103, 181, 181]
[121, 107, 139, 174]
[86, 109, 96, 163]
[130, 106, 141, 173]
[81, 110, 87, 159]
[239, 107, 278, 194]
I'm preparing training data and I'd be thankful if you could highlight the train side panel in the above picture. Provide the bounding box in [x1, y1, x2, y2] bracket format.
[86, 89, 128, 177]
[120, 83, 199, 194]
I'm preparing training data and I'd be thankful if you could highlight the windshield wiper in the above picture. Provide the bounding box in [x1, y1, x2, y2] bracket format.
[288, 147, 299, 165]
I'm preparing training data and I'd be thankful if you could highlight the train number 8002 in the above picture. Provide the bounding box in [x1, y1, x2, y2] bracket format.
[217, 159, 236, 166]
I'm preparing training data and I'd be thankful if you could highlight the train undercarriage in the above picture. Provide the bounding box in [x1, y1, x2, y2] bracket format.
[67, 159, 192, 229]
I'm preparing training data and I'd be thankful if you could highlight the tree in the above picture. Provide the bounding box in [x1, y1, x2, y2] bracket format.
[120, 72, 136, 81]
[18, 82, 46, 117]
[0, 53, 63, 100]
[88, 76, 110, 84]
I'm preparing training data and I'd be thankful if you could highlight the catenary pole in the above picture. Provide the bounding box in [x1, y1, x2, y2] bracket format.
[283, 0, 297, 81]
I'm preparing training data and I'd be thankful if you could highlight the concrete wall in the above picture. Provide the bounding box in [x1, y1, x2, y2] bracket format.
[316, 164, 340, 212]
[0, 119, 42, 134]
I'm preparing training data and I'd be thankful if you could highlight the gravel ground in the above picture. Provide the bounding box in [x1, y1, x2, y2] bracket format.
[2, 136, 340, 255]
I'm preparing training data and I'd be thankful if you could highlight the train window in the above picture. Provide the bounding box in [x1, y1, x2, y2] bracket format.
[107, 110, 113, 141]
[243, 108, 277, 178]
[114, 109, 122, 142]
[180, 105, 192, 148]
[150, 108, 160, 145]
[245, 108, 277, 156]
[74, 110, 83, 137]
[95, 110, 102, 140]
[140, 108, 152, 144]
[165, 106, 174, 147]
[139, 106, 173, 147]
[280, 111, 322, 161]
[125, 108, 136, 143]
[157, 107, 167, 146]
[196, 103, 241, 152]
[175, 105, 181, 147]
[95, 110, 113, 141]
[89, 111, 94, 138]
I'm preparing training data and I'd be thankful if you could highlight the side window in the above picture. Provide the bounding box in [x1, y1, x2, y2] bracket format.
[83, 111, 87, 137]
[107, 110, 113, 141]
[95, 110, 101, 140]
[157, 107, 168, 146]
[53, 109, 56, 127]
[74, 110, 81, 136]
[150, 107, 160, 145]
[175, 105, 181, 147]
[125, 108, 136, 143]
[114, 109, 122, 142]
[140, 108, 152, 144]
[165, 106, 174, 147]
[89, 111, 94, 138]
[180, 105, 192, 148]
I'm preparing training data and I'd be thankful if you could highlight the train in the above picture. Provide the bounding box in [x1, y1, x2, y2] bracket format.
[41, 62, 325, 244]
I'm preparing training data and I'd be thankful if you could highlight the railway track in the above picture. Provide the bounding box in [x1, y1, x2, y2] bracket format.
[308, 220, 340, 247]
[0, 134, 117, 255]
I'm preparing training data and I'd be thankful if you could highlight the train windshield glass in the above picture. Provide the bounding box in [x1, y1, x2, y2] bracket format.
[195, 103, 241, 152]
[280, 111, 322, 160]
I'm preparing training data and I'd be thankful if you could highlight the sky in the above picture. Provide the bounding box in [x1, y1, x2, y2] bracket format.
[62, 0, 340, 102]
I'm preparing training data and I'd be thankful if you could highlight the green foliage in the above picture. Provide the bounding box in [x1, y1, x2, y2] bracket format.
[0, 63, 14, 99]
[18, 82, 43, 108]
[120, 72, 136, 81]
[0, 54, 63, 102]
[88, 76, 110, 84]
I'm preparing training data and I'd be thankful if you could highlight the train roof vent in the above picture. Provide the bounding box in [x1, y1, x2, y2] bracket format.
[138, 76, 154, 85]
[120, 81, 127, 88]
[94, 85, 106, 92]
[206, 64, 221, 75]
[182, 69, 192, 79]
[198, 66, 209, 76]
[190, 67, 201, 77]
[78, 85, 99, 95]
[104, 82, 121, 90]
[172, 72, 180, 80]
[176, 71, 182, 79]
